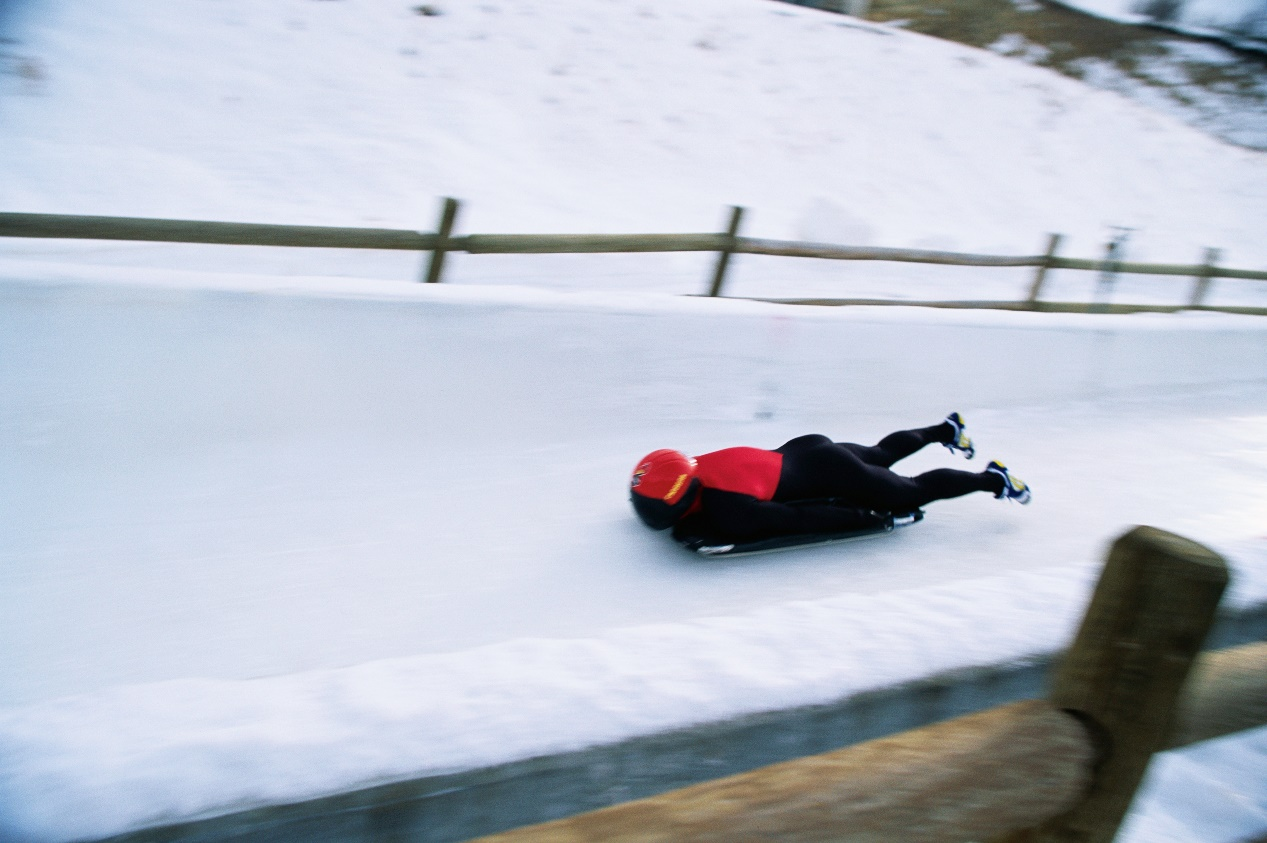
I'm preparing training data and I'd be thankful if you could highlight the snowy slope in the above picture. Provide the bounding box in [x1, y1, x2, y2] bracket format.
[2, 0, 1266, 294]
[1, 0, 1266, 841]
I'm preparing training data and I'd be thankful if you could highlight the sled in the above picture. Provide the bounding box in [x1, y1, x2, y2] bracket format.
[677, 510, 923, 558]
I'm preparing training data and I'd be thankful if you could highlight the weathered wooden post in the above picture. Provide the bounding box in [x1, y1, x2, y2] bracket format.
[1090, 228, 1131, 314]
[423, 196, 461, 283]
[707, 205, 745, 297]
[1186, 247, 1221, 309]
[996, 526, 1230, 843]
[1025, 233, 1063, 309]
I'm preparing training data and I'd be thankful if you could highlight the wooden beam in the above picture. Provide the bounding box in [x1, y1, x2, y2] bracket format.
[998, 526, 1229, 843]
[1025, 233, 1063, 308]
[1050, 255, 1267, 281]
[423, 197, 461, 283]
[740, 298, 1267, 316]
[734, 237, 1045, 267]
[471, 700, 1092, 843]
[461, 233, 726, 254]
[1187, 247, 1222, 309]
[1165, 641, 1267, 751]
[0, 212, 434, 250]
[707, 205, 745, 297]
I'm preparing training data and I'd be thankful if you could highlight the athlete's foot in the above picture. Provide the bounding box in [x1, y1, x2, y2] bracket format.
[986, 460, 1031, 504]
[943, 412, 975, 460]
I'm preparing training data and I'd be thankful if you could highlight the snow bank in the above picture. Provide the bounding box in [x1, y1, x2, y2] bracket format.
[0, 564, 1096, 843]
[5, 273, 1264, 451]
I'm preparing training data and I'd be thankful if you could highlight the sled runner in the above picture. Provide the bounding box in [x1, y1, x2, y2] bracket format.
[677, 510, 924, 558]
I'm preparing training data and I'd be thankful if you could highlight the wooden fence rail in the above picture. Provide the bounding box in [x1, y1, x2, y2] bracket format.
[0, 212, 437, 250]
[473, 699, 1095, 843]
[3, 206, 1266, 313]
[1165, 640, 1267, 751]
[470, 527, 1264, 843]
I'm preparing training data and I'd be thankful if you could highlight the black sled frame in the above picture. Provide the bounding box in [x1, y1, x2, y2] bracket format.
[678, 510, 924, 558]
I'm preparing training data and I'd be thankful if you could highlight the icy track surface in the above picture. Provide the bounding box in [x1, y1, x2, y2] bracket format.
[5, 378, 1267, 708]
[1, 275, 1266, 843]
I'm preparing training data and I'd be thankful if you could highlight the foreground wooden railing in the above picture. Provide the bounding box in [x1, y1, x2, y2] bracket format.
[467, 527, 1265, 843]
[3, 205, 1265, 313]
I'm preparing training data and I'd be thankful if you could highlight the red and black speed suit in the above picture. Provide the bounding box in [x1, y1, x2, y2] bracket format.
[672, 422, 1003, 544]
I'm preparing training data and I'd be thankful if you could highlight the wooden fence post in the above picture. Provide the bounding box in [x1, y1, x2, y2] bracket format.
[1090, 228, 1131, 314]
[1187, 247, 1221, 309]
[423, 196, 461, 283]
[707, 205, 745, 297]
[1025, 233, 1063, 309]
[995, 526, 1229, 843]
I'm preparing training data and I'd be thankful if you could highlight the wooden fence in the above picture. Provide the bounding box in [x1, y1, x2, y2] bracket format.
[3, 203, 1266, 314]
[466, 527, 1265, 843]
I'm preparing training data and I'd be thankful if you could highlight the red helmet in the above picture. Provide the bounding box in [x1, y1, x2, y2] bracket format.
[629, 449, 699, 530]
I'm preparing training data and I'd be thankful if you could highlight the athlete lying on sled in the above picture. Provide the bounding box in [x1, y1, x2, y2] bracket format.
[629, 413, 1030, 550]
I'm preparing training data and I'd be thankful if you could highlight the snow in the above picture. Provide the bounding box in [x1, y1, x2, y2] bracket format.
[1, 0, 1266, 841]
[1120, 725, 1267, 842]
[0, 563, 1096, 841]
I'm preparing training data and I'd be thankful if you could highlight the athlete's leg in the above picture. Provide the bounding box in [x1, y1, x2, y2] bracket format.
[860, 467, 1002, 511]
[837, 421, 955, 468]
[776, 438, 1002, 509]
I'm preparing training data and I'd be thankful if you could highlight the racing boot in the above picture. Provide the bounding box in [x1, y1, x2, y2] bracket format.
[986, 460, 1031, 504]
[943, 412, 975, 460]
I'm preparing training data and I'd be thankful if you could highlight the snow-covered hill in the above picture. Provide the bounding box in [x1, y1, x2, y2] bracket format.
[1, 0, 1265, 288]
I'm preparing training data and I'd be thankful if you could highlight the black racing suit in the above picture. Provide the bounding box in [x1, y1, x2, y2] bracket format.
[672, 422, 1003, 544]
